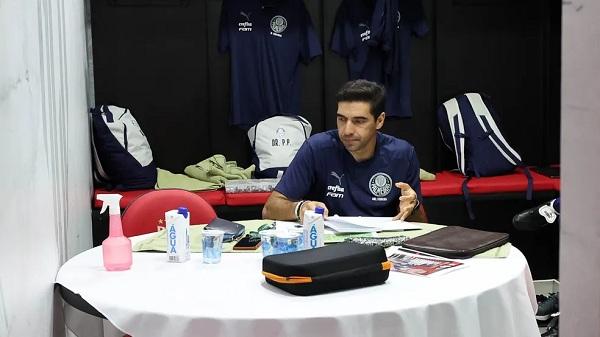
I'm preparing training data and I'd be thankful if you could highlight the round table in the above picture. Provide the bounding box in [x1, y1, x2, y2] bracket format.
[56, 231, 539, 337]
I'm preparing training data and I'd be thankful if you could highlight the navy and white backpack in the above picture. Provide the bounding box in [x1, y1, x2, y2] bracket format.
[437, 93, 532, 218]
[91, 105, 157, 190]
[247, 115, 312, 178]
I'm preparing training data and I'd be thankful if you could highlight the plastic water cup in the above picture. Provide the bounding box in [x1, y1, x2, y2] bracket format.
[201, 230, 224, 264]
[274, 232, 302, 255]
[290, 228, 304, 250]
[259, 230, 278, 257]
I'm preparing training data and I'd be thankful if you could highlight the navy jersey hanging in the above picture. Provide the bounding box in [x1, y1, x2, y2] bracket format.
[219, 0, 322, 129]
[437, 93, 532, 219]
[330, 0, 385, 84]
[370, 0, 429, 118]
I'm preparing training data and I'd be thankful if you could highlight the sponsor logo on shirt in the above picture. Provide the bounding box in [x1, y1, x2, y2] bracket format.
[326, 171, 345, 199]
[238, 11, 253, 32]
[358, 23, 371, 42]
[270, 15, 287, 37]
[369, 172, 392, 201]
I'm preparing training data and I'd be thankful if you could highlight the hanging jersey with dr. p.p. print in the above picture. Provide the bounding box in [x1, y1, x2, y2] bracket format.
[218, 0, 322, 128]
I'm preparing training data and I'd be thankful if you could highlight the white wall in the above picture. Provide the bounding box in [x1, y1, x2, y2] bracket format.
[561, 0, 600, 336]
[0, 0, 92, 336]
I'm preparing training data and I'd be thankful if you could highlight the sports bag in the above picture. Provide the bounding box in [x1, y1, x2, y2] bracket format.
[437, 93, 532, 218]
[247, 115, 312, 178]
[91, 105, 157, 190]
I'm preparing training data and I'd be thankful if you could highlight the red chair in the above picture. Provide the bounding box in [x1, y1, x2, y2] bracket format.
[121, 189, 217, 237]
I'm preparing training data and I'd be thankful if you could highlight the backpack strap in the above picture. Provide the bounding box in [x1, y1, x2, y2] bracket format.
[294, 115, 311, 140]
[522, 167, 533, 200]
[442, 98, 466, 174]
[465, 93, 522, 165]
[465, 93, 532, 200]
[461, 176, 476, 220]
[252, 120, 258, 150]
[101, 105, 115, 123]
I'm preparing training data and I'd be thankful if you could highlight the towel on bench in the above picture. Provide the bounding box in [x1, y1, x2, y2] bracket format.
[155, 168, 222, 191]
[185, 154, 254, 186]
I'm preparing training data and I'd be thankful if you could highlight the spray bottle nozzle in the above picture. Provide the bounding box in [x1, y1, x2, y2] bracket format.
[97, 194, 123, 215]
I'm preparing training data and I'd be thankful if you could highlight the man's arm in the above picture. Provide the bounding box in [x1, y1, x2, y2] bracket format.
[262, 191, 328, 223]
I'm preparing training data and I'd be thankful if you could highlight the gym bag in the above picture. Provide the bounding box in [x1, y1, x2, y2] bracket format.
[437, 93, 532, 219]
[91, 105, 157, 190]
[247, 115, 312, 178]
[262, 242, 391, 296]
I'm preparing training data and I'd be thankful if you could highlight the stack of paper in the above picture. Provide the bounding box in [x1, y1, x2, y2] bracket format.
[324, 216, 422, 233]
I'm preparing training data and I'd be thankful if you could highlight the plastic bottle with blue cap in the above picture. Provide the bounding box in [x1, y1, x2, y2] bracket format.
[303, 206, 325, 249]
[165, 207, 191, 263]
[97, 194, 132, 271]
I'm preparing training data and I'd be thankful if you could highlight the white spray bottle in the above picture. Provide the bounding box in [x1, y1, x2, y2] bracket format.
[97, 194, 132, 271]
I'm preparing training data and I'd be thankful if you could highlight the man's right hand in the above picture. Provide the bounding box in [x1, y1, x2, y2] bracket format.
[262, 191, 329, 222]
[298, 201, 329, 223]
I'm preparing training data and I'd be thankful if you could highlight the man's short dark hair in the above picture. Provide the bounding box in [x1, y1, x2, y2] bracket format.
[335, 79, 386, 118]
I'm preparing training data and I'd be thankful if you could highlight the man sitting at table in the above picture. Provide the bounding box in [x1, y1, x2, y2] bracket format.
[262, 79, 427, 223]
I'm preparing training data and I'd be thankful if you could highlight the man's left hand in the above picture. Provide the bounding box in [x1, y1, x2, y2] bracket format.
[392, 182, 418, 221]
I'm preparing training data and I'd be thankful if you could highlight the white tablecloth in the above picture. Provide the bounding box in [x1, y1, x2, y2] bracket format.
[56, 234, 539, 337]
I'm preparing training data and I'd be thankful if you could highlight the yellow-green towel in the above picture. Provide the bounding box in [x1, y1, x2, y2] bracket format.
[155, 168, 221, 191]
[419, 168, 436, 181]
[184, 154, 255, 186]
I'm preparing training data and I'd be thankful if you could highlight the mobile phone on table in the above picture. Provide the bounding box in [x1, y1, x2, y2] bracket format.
[232, 234, 262, 250]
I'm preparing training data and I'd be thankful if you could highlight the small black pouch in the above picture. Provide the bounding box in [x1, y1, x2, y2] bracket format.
[262, 242, 391, 296]
[204, 218, 245, 242]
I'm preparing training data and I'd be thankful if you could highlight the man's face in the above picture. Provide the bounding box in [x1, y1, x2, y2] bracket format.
[336, 101, 385, 158]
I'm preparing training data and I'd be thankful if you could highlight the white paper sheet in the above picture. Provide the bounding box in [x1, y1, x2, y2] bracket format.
[325, 216, 422, 233]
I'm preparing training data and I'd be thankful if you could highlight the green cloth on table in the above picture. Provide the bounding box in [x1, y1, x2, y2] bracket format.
[133, 220, 269, 253]
[155, 168, 222, 191]
[184, 154, 254, 186]
[133, 219, 510, 258]
[326, 222, 510, 258]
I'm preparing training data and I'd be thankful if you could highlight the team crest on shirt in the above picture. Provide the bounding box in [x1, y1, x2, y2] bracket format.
[270, 15, 287, 37]
[369, 172, 392, 200]
[326, 171, 345, 199]
[238, 11, 253, 32]
[358, 23, 371, 42]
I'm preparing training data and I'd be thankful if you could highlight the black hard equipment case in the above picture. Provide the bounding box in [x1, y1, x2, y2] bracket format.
[262, 242, 391, 296]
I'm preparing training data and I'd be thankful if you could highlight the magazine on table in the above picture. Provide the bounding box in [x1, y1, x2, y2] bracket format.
[388, 248, 466, 276]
